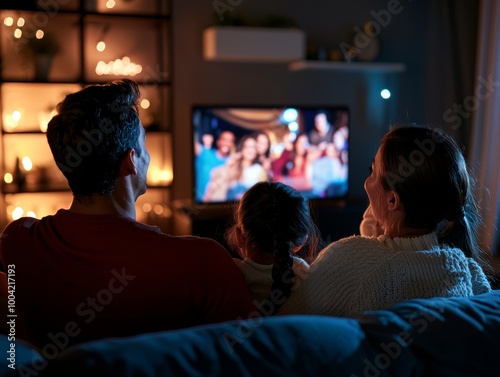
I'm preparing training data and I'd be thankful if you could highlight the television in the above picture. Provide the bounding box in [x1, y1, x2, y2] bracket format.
[192, 105, 349, 204]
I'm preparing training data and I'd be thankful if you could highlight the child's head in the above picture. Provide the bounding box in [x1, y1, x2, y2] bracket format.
[227, 181, 319, 310]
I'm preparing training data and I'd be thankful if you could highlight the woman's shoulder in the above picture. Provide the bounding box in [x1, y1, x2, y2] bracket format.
[323, 235, 385, 252]
[314, 235, 387, 263]
[383, 243, 474, 272]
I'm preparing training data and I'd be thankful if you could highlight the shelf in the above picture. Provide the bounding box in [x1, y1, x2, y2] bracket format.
[203, 26, 305, 62]
[288, 60, 407, 73]
[2, 185, 70, 194]
[0, 1, 173, 232]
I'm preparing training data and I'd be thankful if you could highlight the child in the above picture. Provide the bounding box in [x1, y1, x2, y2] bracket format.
[226, 181, 320, 314]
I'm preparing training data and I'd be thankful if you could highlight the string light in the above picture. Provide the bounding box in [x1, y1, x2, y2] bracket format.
[12, 111, 21, 123]
[12, 207, 24, 220]
[21, 157, 33, 171]
[96, 41, 106, 52]
[4, 173, 13, 184]
[95, 56, 142, 77]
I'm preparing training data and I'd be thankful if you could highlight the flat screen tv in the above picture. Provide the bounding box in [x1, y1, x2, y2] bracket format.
[192, 105, 349, 204]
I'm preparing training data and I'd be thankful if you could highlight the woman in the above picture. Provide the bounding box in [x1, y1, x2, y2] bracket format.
[272, 133, 315, 193]
[254, 131, 272, 172]
[203, 135, 267, 202]
[279, 125, 492, 318]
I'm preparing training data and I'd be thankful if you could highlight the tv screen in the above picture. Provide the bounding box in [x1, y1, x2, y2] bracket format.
[193, 106, 349, 204]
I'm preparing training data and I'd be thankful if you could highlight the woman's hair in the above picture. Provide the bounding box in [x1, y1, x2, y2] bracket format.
[226, 181, 320, 314]
[378, 125, 489, 271]
[46, 79, 141, 197]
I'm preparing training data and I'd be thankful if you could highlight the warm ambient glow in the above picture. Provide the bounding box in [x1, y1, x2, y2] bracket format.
[153, 204, 163, 215]
[106, 0, 116, 9]
[14, 28, 22, 38]
[38, 109, 57, 132]
[35, 29, 44, 39]
[3, 17, 13, 26]
[17, 17, 25, 27]
[96, 41, 106, 52]
[140, 99, 150, 109]
[12, 110, 21, 122]
[4, 173, 13, 184]
[9, 206, 36, 220]
[3, 110, 21, 130]
[148, 169, 173, 185]
[95, 56, 142, 77]
[21, 157, 33, 171]
[12, 207, 24, 220]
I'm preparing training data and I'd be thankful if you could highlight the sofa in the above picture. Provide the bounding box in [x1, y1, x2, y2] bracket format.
[3, 289, 500, 377]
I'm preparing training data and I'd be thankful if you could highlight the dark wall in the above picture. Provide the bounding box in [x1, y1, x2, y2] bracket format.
[170, 0, 478, 236]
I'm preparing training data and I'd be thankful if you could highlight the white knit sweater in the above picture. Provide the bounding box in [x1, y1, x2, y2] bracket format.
[278, 233, 491, 318]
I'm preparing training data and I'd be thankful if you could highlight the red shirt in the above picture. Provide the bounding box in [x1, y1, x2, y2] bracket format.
[0, 210, 256, 348]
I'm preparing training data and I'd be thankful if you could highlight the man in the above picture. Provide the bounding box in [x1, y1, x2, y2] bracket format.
[0, 79, 255, 349]
[308, 112, 335, 148]
[195, 130, 235, 201]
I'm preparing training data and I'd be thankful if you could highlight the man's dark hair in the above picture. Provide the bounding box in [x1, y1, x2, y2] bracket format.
[46, 79, 142, 196]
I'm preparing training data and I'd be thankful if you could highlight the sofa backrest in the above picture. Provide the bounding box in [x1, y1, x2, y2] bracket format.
[4, 290, 499, 377]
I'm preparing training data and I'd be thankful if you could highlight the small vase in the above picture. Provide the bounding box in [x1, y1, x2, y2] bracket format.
[34, 53, 53, 81]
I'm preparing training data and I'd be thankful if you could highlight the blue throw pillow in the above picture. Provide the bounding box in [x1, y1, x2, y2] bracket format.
[362, 290, 500, 377]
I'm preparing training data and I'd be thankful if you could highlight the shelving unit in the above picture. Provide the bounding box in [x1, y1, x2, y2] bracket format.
[0, 0, 173, 232]
[288, 60, 407, 73]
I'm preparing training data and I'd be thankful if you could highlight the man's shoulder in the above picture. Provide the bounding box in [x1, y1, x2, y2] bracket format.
[136, 229, 229, 256]
[1, 216, 40, 236]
